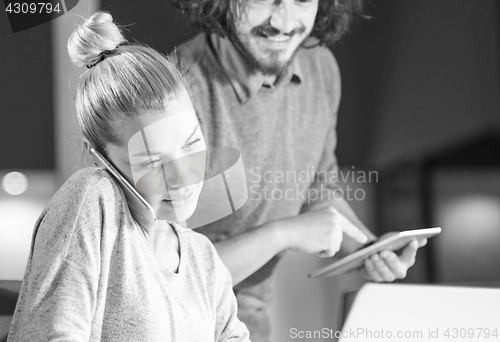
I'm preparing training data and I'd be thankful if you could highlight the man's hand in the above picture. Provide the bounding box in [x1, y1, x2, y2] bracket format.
[280, 206, 368, 258]
[359, 239, 427, 282]
[212, 206, 368, 285]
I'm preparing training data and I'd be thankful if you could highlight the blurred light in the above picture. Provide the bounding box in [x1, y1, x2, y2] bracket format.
[0, 198, 44, 280]
[2, 171, 28, 195]
[436, 194, 500, 282]
[440, 195, 500, 239]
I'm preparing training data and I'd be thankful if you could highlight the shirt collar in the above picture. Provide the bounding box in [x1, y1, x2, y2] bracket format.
[210, 33, 302, 104]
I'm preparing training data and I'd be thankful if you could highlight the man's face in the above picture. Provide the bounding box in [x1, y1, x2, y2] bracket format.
[231, 0, 319, 75]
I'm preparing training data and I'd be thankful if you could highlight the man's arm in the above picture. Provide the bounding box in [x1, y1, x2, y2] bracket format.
[300, 122, 423, 282]
[303, 193, 424, 281]
[301, 191, 375, 253]
[212, 221, 285, 286]
[213, 206, 367, 285]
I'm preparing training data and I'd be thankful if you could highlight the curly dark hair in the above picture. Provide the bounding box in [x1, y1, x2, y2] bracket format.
[170, 0, 365, 46]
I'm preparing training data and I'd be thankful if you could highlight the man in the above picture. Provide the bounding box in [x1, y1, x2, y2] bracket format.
[170, 1, 422, 340]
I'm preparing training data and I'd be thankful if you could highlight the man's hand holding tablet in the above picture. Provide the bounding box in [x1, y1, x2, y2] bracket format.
[359, 231, 431, 282]
[308, 214, 441, 280]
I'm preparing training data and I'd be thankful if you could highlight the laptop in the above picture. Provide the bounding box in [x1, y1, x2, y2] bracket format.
[339, 283, 500, 341]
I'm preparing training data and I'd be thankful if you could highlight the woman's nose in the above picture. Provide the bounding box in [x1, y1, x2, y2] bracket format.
[163, 160, 188, 189]
[163, 155, 204, 190]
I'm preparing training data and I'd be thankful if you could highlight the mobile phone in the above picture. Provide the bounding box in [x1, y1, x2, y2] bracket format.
[90, 147, 157, 229]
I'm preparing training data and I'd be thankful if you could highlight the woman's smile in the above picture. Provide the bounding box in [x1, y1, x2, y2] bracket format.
[162, 185, 197, 209]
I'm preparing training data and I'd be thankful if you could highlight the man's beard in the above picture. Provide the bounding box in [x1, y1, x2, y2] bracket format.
[228, 24, 306, 76]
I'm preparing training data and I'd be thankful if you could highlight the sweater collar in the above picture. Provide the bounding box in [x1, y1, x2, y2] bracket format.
[210, 33, 302, 104]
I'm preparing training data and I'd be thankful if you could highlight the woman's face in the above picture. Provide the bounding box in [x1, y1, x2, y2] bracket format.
[106, 90, 207, 223]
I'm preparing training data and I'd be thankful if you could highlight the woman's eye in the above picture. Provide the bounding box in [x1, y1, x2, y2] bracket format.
[182, 138, 201, 152]
[146, 159, 162, 170]
[251, 0, 274, 4]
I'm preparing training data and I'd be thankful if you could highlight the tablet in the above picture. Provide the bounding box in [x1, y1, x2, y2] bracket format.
[308, 227, 441, 278]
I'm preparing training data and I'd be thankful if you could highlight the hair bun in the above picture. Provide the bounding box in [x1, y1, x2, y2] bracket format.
[68, 11, 125, 67]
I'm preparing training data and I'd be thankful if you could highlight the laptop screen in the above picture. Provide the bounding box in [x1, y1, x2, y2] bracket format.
[339, 283, 500, 341]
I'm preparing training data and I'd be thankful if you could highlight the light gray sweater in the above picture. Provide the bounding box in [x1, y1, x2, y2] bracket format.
[174, 33, 342, 341]
[7, 167, 250, 342]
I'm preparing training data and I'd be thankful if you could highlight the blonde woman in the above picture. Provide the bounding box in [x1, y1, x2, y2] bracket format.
[7, 11, 250, 342]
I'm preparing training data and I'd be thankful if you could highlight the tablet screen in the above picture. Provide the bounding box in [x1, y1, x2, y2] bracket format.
[309, 227, 441, 278]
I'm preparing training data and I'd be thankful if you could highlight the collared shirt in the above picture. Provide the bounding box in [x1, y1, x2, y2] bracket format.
[173, 33, 341, 342]
[209, 33, 302, 103]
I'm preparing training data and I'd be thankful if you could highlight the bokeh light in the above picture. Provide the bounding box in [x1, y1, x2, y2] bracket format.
[2, 171, 29, 195]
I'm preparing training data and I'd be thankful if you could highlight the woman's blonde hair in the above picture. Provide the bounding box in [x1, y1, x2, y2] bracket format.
[68, 11, 185, 156]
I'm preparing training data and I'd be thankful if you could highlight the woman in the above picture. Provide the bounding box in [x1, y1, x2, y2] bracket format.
[7, 11, 250, 342]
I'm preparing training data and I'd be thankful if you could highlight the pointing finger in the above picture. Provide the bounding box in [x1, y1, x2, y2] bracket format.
[338, 212, 368, 244]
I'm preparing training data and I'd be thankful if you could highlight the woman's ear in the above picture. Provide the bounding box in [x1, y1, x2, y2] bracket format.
[82, 139, 98, 167]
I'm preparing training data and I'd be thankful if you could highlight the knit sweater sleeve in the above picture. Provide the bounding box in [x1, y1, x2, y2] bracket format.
[7, 168, 122, 342]
[200, 238, 250, 342]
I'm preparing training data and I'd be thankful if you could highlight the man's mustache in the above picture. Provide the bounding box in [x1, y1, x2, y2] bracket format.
[251, 24, 306, 38]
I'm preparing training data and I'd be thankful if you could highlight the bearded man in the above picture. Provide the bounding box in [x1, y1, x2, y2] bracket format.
[171, 1, 423, 340]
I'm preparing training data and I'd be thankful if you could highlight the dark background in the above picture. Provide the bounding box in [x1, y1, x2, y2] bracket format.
[1, 0, 499, 169]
